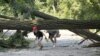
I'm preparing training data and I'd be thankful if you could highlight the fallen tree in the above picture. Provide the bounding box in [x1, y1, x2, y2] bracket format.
[0, 15, 17, 20]
[0, 0, 100, 48]
[0, 20, 100, 42]
[69, 29, 100, 42]
[0, 20, 100, 30]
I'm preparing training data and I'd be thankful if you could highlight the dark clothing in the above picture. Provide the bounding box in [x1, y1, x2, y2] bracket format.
[34, 31, 43, 39]
[33, 30, 43, 50]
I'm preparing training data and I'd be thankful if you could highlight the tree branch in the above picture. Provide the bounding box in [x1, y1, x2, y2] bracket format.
[0, 15, 18, 20]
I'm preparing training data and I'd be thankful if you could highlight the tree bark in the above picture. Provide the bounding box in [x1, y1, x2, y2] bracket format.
[69, 29, 100, 42]
[0, 15, 17, 20]
[0, 20, 100, 30]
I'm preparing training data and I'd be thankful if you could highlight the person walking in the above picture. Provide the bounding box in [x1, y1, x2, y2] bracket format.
[32, 26, 43, 50]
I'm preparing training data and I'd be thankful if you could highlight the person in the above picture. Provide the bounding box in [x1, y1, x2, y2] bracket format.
[47, 30, 60, 47]
[32, 26, 43, 50]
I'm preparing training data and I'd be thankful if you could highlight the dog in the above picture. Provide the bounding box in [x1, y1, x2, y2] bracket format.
[47, 30, 60, 47]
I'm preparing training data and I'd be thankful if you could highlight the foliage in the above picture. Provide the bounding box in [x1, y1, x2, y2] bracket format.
[0, 31, 29, 48]
[7, 30, 29, 48]
[0, 0, 100, 20]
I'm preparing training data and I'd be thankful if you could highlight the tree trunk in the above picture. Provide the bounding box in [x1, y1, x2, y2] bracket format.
[0, 15, 17, 20]
[69, 29, 100, 42]
[0, 20, 100, 30]
[0, 20, 100, 42]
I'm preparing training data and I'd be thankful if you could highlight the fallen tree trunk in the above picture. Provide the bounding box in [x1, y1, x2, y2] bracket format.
[0, 20, 100, 42]
[87, 42, 100, 47]
[78, 38, 96, 45]
[0, 20, 100, 30]
[69, 29, 100, 42]
[0, 15, 17, 20]
[32, 10, 58, 20]
[0, 20, 33, 30]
